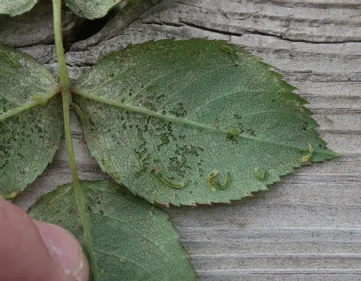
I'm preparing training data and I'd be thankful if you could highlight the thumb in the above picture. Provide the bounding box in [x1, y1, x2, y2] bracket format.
[0, 197, 89, 281]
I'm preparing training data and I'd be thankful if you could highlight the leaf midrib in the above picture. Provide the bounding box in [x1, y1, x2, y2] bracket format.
[0, 50, 60, 122]
[72, 89, 337, 157]
[0, 89, 59, 122]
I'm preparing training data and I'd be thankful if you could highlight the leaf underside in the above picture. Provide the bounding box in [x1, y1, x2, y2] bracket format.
[73, 39, 338, 206]
[0, 0, 122, 19]
[0, 0, 37, 16]
[29, 180, 197, 281]
[0, 46, 63, 198]
[65, 0, 122, 19]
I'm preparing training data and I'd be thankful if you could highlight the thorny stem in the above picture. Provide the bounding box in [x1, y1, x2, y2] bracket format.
[52, 0, 97, 278]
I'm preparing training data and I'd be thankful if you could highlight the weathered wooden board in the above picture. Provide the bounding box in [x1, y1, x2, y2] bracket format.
[9, 0, 361, 280]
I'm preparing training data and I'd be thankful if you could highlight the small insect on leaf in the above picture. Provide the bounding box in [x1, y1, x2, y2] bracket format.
[102, 155, 121, 180]
[254, 168, 267, 181]
[154, 168, 186, 189]
[206, 170, 219, 191]
[71, 102, 86, 125]
[215, 173, 231, 190]
[206, 170, 231, 191]
[1, 191, 19, 200]
[32, 94, 48, 107]
[300, 143, 313, 163]
[227, 128, 240, 137]
[220, 44, 242, 66]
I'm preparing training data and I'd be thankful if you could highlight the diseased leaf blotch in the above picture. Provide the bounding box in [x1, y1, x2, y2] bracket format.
[0, 46, 63, 197]
[28, 181, 197, 281]
[0, 0, 37, 16]
[65, 0, 124, 19]
[72, 39, 338, 206]
[300, 143, 313, 163]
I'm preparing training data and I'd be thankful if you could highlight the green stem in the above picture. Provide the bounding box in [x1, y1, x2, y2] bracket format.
[52, 0, 97, 278]
[52, 0, 70, 89]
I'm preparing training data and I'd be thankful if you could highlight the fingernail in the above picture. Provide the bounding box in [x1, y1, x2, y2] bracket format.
[35, 221, 89, 281]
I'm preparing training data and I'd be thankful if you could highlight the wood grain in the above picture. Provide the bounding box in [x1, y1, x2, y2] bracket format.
[13, 0, 361, 280]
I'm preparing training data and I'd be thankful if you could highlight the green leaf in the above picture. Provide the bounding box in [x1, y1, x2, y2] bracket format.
[28, 180, 197, 281]
[72, 39, 339, 206]
[0, 46, 63, 198]
[0, 0, 37, 16]
[65, 0, 122, 19]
